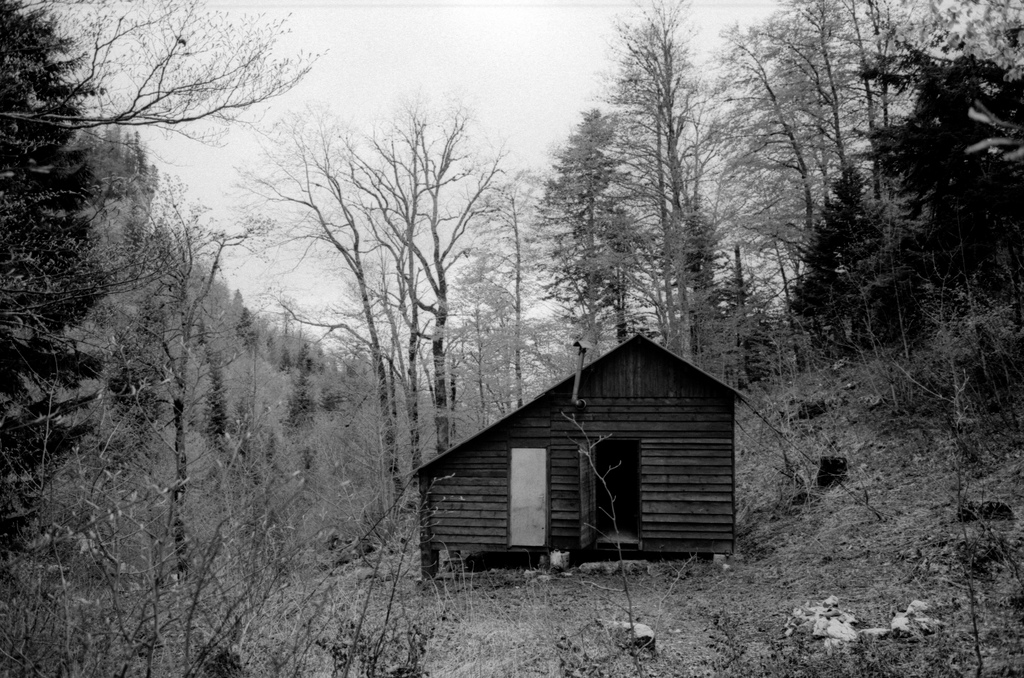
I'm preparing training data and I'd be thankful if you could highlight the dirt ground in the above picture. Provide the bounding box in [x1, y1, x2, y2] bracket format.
[309, 382, 1024, 678]
[399, 534, 1022, 677]
[405, 483, 1024, 677]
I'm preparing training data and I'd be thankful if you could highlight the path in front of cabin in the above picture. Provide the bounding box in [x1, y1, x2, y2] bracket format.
[417, 546, 979, 677]
[422, 559, 761, 677]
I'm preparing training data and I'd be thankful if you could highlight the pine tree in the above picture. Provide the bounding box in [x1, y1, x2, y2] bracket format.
[793, 167, 881, 349]
[0, 0, 102, 545]
[287, 342, 316, 428]
[540, 109, 640, 342]
[874, 53, 1024, 326]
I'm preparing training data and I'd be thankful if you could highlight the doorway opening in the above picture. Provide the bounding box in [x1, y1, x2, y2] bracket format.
[593, 439, 640, 548]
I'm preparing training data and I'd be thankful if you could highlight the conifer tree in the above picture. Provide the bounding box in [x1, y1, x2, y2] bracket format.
[793, 167, 881, 349]
[0, 0, 101, 545]
[540, 109, 639, 343]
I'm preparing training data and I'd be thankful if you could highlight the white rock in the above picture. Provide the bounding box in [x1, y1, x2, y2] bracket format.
[905, 600, 930, 615]
[859, 628, 890, 639]
[812, 617, 832, 638]
[890, 613, 912, 636]
[823, 595, 840, 607]
[825, 619, 858, 642]
[550, 550, 570, 571]
[601, 620, 655, 650]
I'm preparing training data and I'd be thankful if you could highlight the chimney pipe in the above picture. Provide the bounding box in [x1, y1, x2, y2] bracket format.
[570, 339, 592, 410]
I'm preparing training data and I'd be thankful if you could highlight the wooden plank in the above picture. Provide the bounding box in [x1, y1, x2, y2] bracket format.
[643, 444, 733, 451]
[433, 526, 506, 537]
[430, 487, 509, 498]
[431, 471, 506, 481]
[430, 518, 505, 528]
[432, 477, 506, 488]
[642, 469, 734, 481]
[431, 448, 507, 460]
[552, 421, 733, 434]
[428, 509, 507, 520]
[643, 448, 732, 455]
[642, 537, 732, 553]
[511, 416, 551, 427]
[640, 521, 733, 532]
[574, 402, 731, 411]
[643, 457, 732, 467]
[642, 503, 733, 516]
[554, 407, 729, 418]
[644, 437, 734, 445]
[429, 493, 506, 503]
[642, 486, 732, 495]
[430, 502, 506, 512]
[595, 411, 733, 421]
[639, 491, 732, 502]
[642, 513, 733, 525]
[642, 457, 732, 464]
[510, 423, 552, 433]
[432, 458, 507, 468]
[643, 530, 734, 540]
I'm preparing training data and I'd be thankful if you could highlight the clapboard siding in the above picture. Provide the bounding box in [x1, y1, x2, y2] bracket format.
[549, 427, 580, 546]
[567, 347, 724, 399]
[424, 421, 511, 551]
[418, 335, 737, 560]
[643, 538, 733, 552]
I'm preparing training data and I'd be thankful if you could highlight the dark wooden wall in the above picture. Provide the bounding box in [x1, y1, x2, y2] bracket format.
[421, 338, 735, 555]
[421, 424, 509, 552]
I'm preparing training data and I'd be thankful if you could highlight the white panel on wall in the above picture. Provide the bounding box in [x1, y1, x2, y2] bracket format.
[509, 447, 547, 546]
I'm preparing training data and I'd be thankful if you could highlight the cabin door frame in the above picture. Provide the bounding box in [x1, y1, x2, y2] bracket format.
[581, 438, 641, 548]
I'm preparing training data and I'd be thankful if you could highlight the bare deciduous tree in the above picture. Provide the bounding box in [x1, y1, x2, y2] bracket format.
[3, 0, 314, 138]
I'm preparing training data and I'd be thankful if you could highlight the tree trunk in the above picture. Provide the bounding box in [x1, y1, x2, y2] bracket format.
[733, 245, 749, 388]
[432, 306, 450, 454]
[171, 393, 189, 578]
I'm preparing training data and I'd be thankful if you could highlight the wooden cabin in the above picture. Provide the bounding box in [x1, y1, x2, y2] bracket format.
[416, 334, 739, 574]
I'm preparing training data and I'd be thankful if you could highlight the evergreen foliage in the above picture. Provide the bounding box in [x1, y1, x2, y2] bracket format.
[540, 109, 641, 342]
[0, 0, 101, 545]
[875, 53, 1024, 325]
[793, 167, 883, 349]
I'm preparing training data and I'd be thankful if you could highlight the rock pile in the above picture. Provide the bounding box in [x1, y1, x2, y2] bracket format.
[889, 600, 941, 639]
[784, 596, 859, 648]
[784, 597, 940, 646]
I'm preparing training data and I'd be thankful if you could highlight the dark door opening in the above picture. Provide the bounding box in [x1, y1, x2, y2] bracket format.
[594, 439, 640, 547]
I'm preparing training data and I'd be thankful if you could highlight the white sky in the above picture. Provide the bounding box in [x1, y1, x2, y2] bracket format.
[146, 0, 779, 310]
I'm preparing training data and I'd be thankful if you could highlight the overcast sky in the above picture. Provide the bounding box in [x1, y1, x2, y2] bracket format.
[146, 0, 779, 308]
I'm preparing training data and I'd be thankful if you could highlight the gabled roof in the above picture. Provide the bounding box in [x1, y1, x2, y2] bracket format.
[415, 333, 741, 474]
